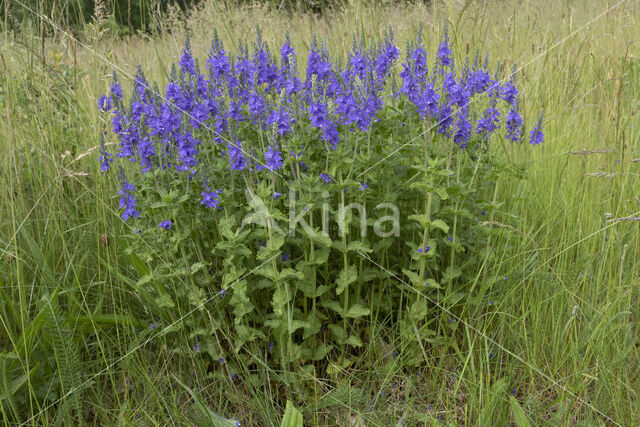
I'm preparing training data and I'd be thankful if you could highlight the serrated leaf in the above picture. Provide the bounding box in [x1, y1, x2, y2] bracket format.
[408, 299, 428, 321]
[434, 186, 449, 200]
[154, 294, 174, 309]
[278, 268, 304, 282]
[336, 265, 358, 295]
[272, 284, 291, 317]
[346, 241, 372, 253]
[187, 286, 206, 309]
[235, 325, 266, 351]
[430, 219, 449, 233]
[302, 227, 332, 248]
[443, 266, 462, 283]
[137, 274, 153, 287]
[345, 304, 370, 318]
[189, 261, 208, 274]
[408, 214, 429, 228]
[223, 266, 247, 287]
[230, 280, 253, 322]
[402, 269, 421, 287]
[322, 300, 343, 314]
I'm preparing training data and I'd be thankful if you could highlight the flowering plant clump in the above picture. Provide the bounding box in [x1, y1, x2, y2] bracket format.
[98, 28, 542, 375]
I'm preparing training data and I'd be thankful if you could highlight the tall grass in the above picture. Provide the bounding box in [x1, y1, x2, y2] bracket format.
[1, 0, 639, 424]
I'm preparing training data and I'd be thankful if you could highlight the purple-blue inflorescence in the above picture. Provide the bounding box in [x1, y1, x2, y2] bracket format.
[117, 171, 140, 222]
[99, 30, 541, 223]
[159, 220, 173, 230]
[529, 113, 545, 146]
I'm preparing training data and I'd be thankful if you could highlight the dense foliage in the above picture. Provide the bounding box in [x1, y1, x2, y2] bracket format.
[98, 28, 543, 380]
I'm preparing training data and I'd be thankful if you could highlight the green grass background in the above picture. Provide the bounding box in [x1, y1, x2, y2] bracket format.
[1, 0, 639, 424]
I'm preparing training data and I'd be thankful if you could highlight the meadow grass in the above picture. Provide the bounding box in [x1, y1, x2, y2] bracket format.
[1, 0, 639, 424]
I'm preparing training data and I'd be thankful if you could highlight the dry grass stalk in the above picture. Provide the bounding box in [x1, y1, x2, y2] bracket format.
[607, 216, 640, 223]
[570, 148, 615, 155]
[585, 172, 618, 178]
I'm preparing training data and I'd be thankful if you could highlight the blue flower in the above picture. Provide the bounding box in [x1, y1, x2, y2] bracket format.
[320, 173, 333, 183]
[117, 174, 140, 222]
[201, 187, 222, 209]
[505, 106, 523, 142]
[159, 220, 172, 230]
[264, 144, 284, 172]
[476, 102, 501, 139]
[227, 141, 247, 171]
[529, 113, 544, 146]
[454, 106, 472, 148]
[175, 131, 200, 172]
[435, 102, 454, 135]
[179, 37, 196, 75]
[437, 28, 453, 68]
[273, 192, 283, 200]
[359, 182, 368, 191]
[501, 81, 519, 106]
[375, 30, 400, 78]
[266, 108, 293, 135]
[308, 102, 328, 128]
[98, 137, 113, 173]
[97, 94, 112, 112]
[280, 35, 295, 67]
[109, 73, 123, 100]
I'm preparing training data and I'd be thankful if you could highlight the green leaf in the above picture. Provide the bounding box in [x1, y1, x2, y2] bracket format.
[443, 266, 462, 282]
[408, 299, 428, 321]
[278, 268, 304, 283]
[230, 281, 253, 322]
[154, 294, 175, 309]
[345, 304, 370, 318]
[407, 214, 429, 228]
[322, 301, 343, 315]
[312, 344, 333, 361]
[328, 324, 346, 341]
[345, 335, 363, 347]
[186, 285, 206, 309]
[223, 265, 247, 287]
[235, 325, 266, 351]
[189, 261, 208, 274]
[272, 284, 292, 317]
[434, 186, 449, 200]
[288, 320, 309, 334]
[302, 227, 332, 248]
[509, 396, 532, 427]
[402, 269, 421, 287]
[280, 401, 303, 427]
[336, 265, 358, 295]
[430, 219, 449, 233]
[346, 241, 372, 254]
